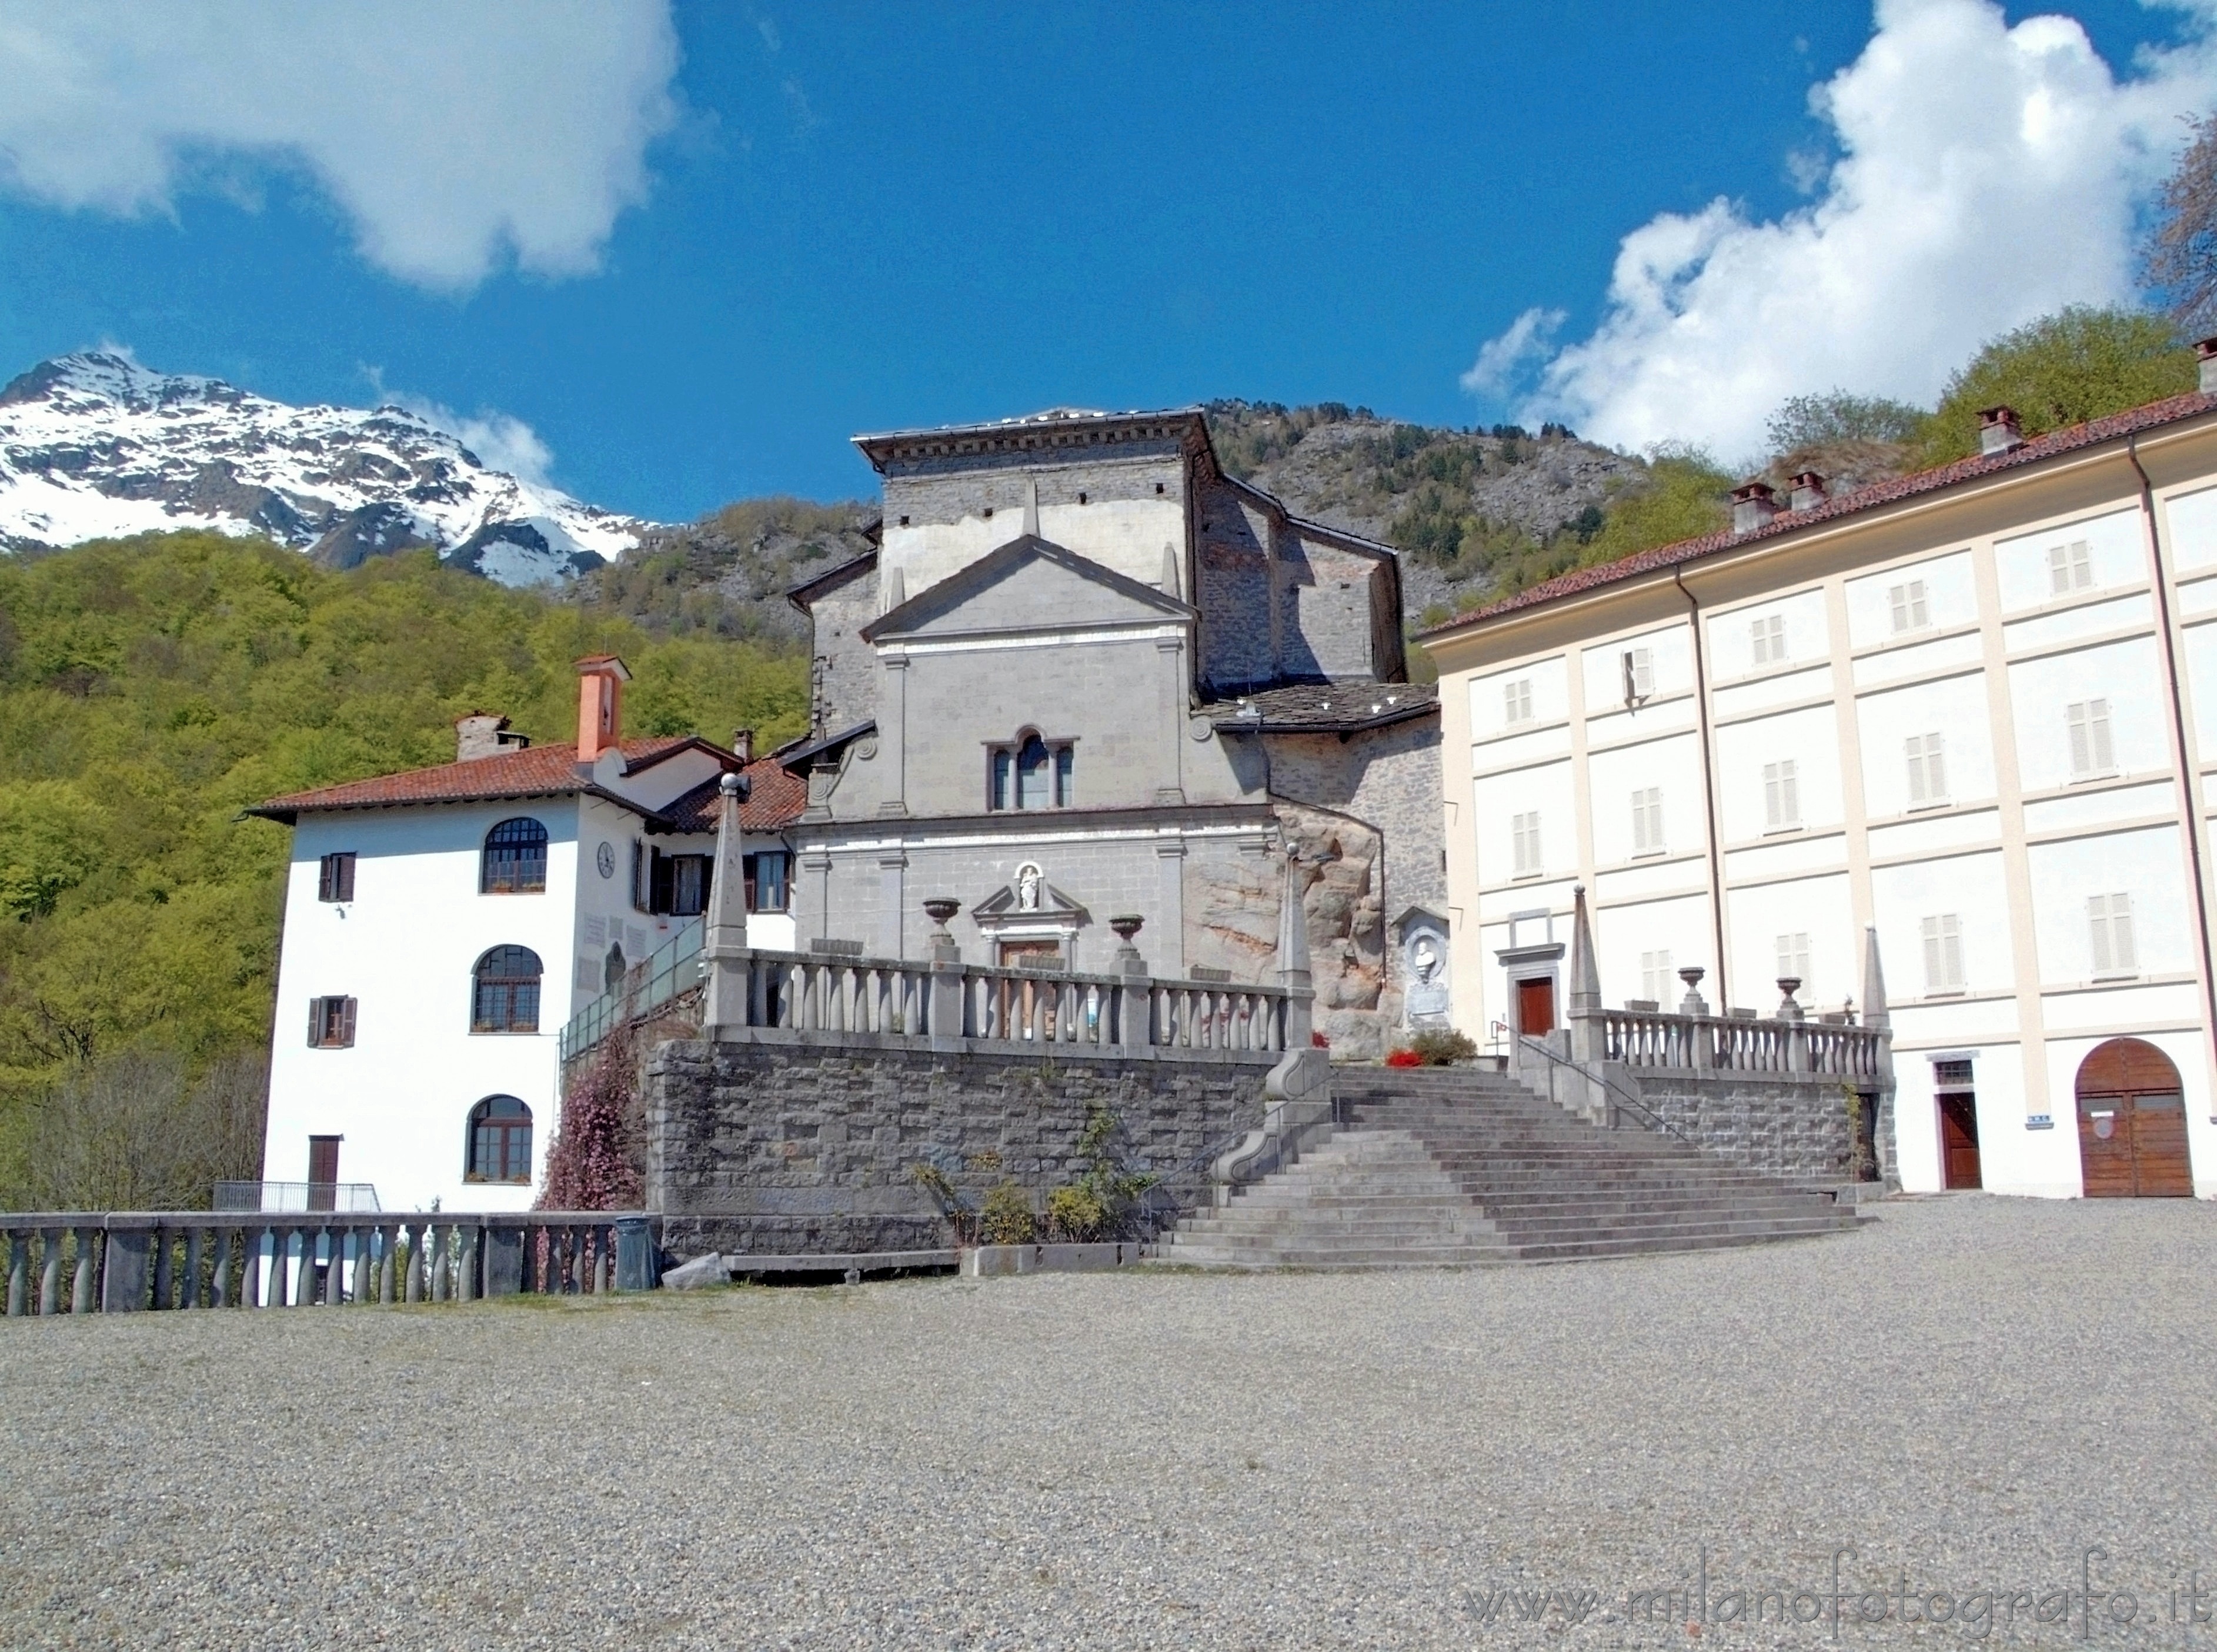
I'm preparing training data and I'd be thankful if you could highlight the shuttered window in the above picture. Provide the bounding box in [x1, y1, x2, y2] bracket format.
[307, 995, 356, 1048]
[317, 852, 356, 903]
[1763, 760, 1800, 830]
[1921, 914, 1965, 992]
[2088, 893, 2137, 976]
[2066, 699, 2114, 778]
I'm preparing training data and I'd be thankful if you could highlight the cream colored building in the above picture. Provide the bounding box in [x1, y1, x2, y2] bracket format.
[1423, 376, 2217, 1199]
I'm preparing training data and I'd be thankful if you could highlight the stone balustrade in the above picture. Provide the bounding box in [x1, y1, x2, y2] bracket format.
[0, 1212, 660, 1316]
[1595, 1006, 1887, 1079]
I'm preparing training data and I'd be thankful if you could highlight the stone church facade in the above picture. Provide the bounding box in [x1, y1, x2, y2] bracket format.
[780, 407, 1442, 1056]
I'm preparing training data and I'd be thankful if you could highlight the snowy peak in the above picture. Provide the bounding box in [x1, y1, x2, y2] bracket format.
[0, 353, 655, 588]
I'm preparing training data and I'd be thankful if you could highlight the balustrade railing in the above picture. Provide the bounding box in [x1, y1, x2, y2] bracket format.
[1594, 1006, 1885, 1079]
[559, 936, 1291, 1062]
[0, 1212, 658, 1317]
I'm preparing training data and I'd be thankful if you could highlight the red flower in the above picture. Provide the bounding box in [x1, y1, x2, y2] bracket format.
[1385, 1049, 1423, 1069]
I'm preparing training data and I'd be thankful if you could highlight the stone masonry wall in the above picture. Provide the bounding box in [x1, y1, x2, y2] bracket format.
[1627, 1069, 1867, 1184]
[646, 1036, 1268, 1257]
[807, 562, 879, 737]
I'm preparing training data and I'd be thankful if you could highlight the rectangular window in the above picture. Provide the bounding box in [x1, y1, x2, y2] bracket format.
[743, 850, 790, 913]
[1054, 743, 1074, 806]
[2048, 539, 2094, 595]
[1640, 949, 1674, 1005]
[1775, 932, 1811, 984]
[1749, 613, 1787, 665]
[1622, 648, 1653, 704]
[1887, 580, 1929, 634]
[2089, 892, 2138, 975]
[1921, 913, 1965, 992]
[1905, 732, 1948, 806]
[2066, 699, 2115, 778]
[668, 855, 710, 917]
[306, 995, 356, 1049]
[990, 749, 1013, 811]
[1510, 811, 1542, 876]
[316, 852, 356, 903]
[1630, 786, 1664, 853]
[1762, 760, 1801, 830]
[630, 839, 649, 913]
[1934, 1057, 1975, 1089]
[1503, 678, 1534, 726]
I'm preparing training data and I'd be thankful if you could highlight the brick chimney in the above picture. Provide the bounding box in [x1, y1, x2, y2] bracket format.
[574, 655, 632, 765]
[2198, 336, 2217, 394]
[1730, 481, 1778, 533]
[1977, 406, 2023, 456]
[1788, 470, 1827, 512]
[732, 727, 754, 764]
[455, 712, 524, 762]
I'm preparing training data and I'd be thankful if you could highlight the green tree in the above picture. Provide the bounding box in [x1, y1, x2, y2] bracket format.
[1915, 306, 2195, 464]
[1765, 391, 1925, 453]
[1574, 448, 1734, 565]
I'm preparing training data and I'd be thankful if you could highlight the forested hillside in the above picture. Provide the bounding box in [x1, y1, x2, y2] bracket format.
[0, 533, 808, 1204]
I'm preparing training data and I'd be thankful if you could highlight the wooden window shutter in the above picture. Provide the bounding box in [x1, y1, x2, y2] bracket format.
[339, 997, 357, 1047]
[308, 996, 323, 1046]
[630, 839, 648, 912]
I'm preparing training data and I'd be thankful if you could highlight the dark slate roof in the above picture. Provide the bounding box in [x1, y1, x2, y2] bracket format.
[1421, 390, 2217, 638]
[1206, 680, 1438, 733]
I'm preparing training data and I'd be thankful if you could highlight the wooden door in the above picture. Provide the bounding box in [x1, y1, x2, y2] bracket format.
[307, 1135, 340, 1212]
[1938, 1096, 1982, 1190]
[1516, 976, 1555, 1037]
[996, 940, 1062, 1039]
[2076, 1038, 2193, 1198]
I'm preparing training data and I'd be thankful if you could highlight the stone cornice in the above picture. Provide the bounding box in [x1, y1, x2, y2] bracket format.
[853, 409, 1212, 476]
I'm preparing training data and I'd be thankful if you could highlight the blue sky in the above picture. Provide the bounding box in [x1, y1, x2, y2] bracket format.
[0, 1, 2211, 519]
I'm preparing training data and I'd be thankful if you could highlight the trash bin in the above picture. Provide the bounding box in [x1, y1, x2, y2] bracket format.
[615, 1217, 659, 1293]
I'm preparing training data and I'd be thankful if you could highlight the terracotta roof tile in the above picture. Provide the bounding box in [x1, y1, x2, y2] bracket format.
[252, 736, 698, 820]
[659, 757, 809, 834]
[1421, 391, 2217, 638]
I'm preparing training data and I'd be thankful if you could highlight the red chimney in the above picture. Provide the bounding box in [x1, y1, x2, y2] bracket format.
[575, 655, 632, 765]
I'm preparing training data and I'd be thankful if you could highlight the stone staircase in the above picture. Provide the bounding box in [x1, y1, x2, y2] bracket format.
[1166, 1066, 1864, 1270]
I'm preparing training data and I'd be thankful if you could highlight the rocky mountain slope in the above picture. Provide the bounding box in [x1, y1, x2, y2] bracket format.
[0, 353, 649, 586]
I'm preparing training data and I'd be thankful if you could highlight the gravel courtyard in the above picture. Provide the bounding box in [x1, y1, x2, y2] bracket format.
[5, 1196, 2216, 1650]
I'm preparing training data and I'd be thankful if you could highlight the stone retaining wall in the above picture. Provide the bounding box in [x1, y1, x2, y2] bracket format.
[645, 1035, 1268, 1257]
[1625, 1068, 1872, 1185]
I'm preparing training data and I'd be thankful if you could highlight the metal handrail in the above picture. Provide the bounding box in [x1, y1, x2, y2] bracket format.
[1509, 1030, 1701, 1153]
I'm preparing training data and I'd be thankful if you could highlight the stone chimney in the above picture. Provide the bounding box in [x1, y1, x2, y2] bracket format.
[455, 713, 526, 762]
[574, 655, 632, 765]
[1977, 406, 2024, 456]
[1788, 470, 1827, 512]
[1730, 481, 1778, 533]
[732, 727, 754, 765]
[2198, 336, 2217, 394]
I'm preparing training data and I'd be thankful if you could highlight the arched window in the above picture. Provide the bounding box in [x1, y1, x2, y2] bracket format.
[472, 945, 543, 1033]
[481, 817, 548, 894]
[465, 1096, 533, 1183]
[987, 730, 1074, 811]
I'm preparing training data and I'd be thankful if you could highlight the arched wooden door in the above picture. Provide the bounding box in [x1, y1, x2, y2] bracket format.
[2075, 1039, 2193, 1198]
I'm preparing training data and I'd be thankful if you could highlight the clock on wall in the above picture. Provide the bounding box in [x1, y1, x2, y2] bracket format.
[596, 842, 616, 879]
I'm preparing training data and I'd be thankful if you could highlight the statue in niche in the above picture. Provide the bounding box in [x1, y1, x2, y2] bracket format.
[1016, 863, 1043, 912]
[1402, 922, 1452, 1026]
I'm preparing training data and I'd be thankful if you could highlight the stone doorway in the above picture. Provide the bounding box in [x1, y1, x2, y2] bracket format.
[2075, 1037, 2192, 1198]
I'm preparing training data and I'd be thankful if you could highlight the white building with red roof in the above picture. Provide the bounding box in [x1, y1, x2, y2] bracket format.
[248, 657, 803, 1213]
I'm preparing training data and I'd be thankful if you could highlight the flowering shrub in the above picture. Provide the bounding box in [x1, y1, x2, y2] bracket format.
[1385, 1048, 1424, 1069]
[979, 1180, 1037, 1245]
[1311, 1030, 1331, 1049]
[537, 1034, 642, 1210]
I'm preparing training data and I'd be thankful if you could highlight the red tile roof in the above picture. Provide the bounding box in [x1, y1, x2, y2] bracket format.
[1421, 390, 2217, 638]
[248, 737, 806, 835]
[659, 757, 810, 834]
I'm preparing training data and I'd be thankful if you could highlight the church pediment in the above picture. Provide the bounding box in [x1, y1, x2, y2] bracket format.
[972, 862, 1089, 929]
[862, 533, 1194, 643]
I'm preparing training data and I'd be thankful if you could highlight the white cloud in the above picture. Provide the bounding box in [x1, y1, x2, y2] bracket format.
[1488, 0, 2217, 457]
[418, 405, 556, 488]
[1459, 305, 1564, 399]
[0, 1, 680, 291]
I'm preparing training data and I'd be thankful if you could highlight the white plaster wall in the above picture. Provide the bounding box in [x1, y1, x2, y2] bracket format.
[1587, 733, 1704, 866]
[263, 802, 585, 1215]
[1590, 893, 1711, 1005]
[1844, 549, 1976, 648]
[1723, 872, 1854, 1009]
[1891, 1043, 2032, 1196]
[1715, 705, 1842, 842]
[1855, 675, 1995, 816]
[2025, 825, 2195, 986]
[1868, 850, 2012, 999]
[2179, 619, 2217, 752]
[1578, 622, 1692, 707]
[1708, 587, 1828, 679]
[1473, 759, 1575, 885]
[2166, 483, 2217, 573]
[1469, 654, 1568, 741]
[1993, 506, 2142, 611]
[2007, 638, 2167, 793]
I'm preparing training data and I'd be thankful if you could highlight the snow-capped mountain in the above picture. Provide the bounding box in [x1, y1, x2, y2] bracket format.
[0, 353, 652, 587]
